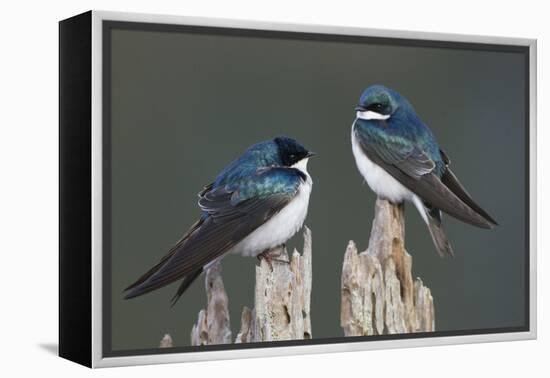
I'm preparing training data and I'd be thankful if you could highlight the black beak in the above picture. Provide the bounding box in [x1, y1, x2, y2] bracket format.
[306, 151, 317, 158]
[355, 105, 367, 112]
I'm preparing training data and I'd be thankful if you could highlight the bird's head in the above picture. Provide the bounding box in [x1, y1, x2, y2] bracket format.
[355, 85, 402, 121]
[274, 136, 316, 170]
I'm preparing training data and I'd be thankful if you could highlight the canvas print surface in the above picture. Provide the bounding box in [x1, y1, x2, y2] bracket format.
[103, 22, 528, 356]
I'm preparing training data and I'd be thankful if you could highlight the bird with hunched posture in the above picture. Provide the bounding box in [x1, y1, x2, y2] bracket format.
[124, 136, 315, 305]
[351, 84, 497, 257]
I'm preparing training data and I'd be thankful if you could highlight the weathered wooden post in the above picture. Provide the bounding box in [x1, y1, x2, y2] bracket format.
[340, 199, 435, 336]
[190, 227, 313, 345]
[159, 334, 173, 348]
[190, 263, 232, 346]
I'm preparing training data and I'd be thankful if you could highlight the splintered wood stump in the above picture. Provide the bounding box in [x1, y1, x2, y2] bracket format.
[191, 227, 313, 346]
[341, 199, 435, 336]
[190, 263, 232, 346]
[246, 226, 312, 342]
[159, 333, 173, 348]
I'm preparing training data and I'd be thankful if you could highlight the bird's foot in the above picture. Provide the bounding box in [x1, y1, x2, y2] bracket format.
[256, 246, 289, 271]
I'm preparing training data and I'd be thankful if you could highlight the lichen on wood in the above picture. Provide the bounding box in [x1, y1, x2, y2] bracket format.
[341, 199, 435, 336]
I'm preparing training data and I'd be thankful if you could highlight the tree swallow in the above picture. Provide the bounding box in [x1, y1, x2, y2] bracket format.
[124, 136, 315, 305]
[351, 85, 497, 257]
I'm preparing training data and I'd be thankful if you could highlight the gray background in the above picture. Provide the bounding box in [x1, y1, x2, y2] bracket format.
[109, 28, 526, 351]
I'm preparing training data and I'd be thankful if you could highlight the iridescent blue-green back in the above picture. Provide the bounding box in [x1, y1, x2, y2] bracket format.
[213, 140, 282, 188]
[209, 139, 305, 206]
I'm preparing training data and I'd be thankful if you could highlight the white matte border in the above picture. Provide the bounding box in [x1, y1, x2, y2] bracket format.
[90, 10, 537, 368]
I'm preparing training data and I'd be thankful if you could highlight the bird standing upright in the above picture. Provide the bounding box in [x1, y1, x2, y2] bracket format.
[124, 136, 315, 305]
[351, 85, 497, 257]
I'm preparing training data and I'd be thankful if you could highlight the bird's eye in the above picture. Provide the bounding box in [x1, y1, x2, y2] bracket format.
[366, 103, 385, 113]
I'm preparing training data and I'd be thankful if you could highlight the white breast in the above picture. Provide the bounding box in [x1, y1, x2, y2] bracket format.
[229, 163, 312, 257]
[351, 122, 413, 204]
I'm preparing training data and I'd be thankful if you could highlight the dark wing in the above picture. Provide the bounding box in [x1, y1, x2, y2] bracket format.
[123, 217, 204, 294]
[365, 133, 436, 179]
[439, 149, 498, 225]
[354, 128, 496, 229]
[124, 167, 304, 300]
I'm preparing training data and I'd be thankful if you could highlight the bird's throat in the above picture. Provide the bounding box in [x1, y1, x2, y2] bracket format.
[356, 110, 390, 121]
[291, 158, 310, 175]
